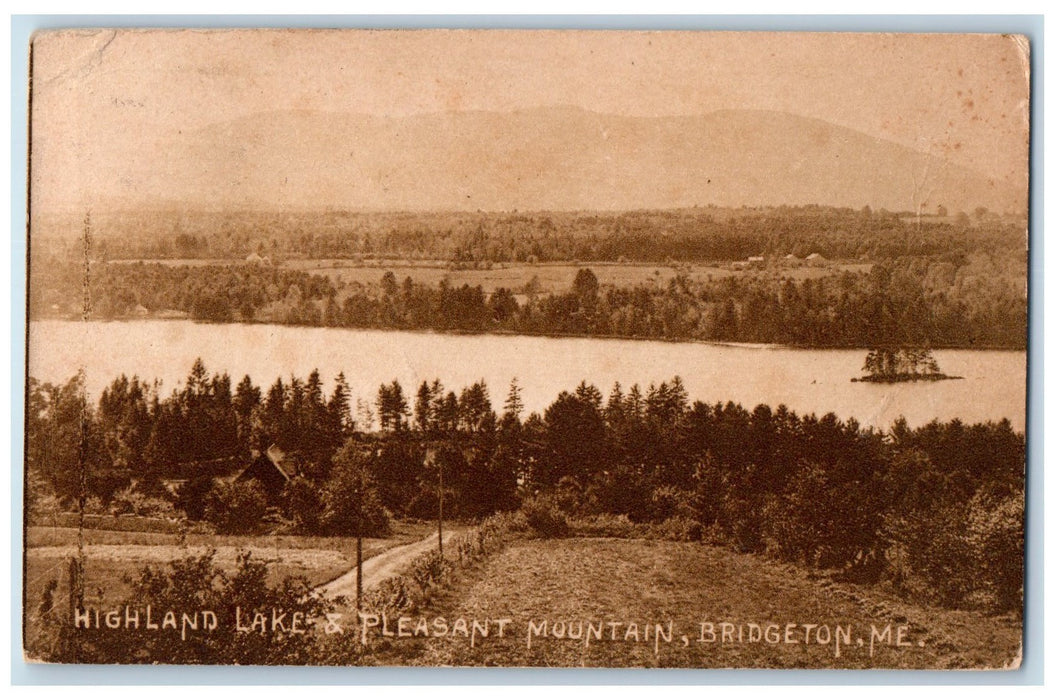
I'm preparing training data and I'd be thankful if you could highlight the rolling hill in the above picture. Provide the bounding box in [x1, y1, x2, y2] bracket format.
[46, 107, 1024, 215]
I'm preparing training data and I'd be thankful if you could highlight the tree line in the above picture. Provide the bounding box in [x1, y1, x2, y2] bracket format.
[31, 253, 1026, 349]
[33, 205, 1025, 264]
[27, 360, 1025, 612]
[30, 261, 336, 323]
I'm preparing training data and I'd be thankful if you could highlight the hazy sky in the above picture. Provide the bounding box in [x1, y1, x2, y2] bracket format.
[31, 29, 1030, 211]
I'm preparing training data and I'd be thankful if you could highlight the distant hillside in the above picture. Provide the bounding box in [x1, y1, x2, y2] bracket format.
[43, 107, 1023, 215]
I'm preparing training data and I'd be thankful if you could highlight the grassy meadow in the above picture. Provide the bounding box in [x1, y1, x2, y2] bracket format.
[282, 260, 873, 295]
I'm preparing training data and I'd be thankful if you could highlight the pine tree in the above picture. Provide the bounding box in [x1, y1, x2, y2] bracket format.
[328, 372, 352, 437]
[377, 380, 409, 432]
[605, 381, 626, 427]
[503, 377, 524, 421]
[415, 380, 434, 434]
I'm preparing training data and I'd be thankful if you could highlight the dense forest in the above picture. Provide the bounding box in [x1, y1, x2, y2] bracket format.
[27, 361, 1025, 613]
[30, 255, 1026, 349]
[33, 205, 1026, 264]
[30, 205, 1028, 349]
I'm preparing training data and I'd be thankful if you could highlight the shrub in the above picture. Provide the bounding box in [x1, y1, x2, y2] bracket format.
[109, 485, 175, 518]
[406, 549, 452, 605]
[647, 516, 703, 542]
[360, 513, 519, 620]
[175, 475, 215, 521]
[521, 495, 569, 538]
[31, 550, 335, 664]
[282, 476, 324, 534]
[552, 476, 586, 513]
[88, 472, 130, 503]
[29, 512, 182, 533]
[883, 504, 976, 608]
[647, 486, 696, 523]
[718, 495, 764, 553]
[203, 480, 269, 535]
[83, 495, 108, 515]
[363, 574, 415, 619]
[568, 513, 638, 538]
[964, 490, 1024, 613]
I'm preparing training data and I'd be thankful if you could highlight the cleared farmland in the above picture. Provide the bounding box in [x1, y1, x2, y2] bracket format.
[284, 260, 872, 295]
[371, 538, 1021, 669]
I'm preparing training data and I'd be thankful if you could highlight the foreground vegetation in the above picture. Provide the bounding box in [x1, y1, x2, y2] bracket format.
[28, 359, 1025, 619]
[27, 514, 1021, 667]
[23, 520, 432, 652]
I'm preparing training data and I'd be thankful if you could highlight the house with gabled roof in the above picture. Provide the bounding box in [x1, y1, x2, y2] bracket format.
[234, 444, 296, 500]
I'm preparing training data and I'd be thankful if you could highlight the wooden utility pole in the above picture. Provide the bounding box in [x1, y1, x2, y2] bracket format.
[356, 534, 363, 612]
[437, 449, 444, 561]
[71, 212, 92, 626]
[356, 458, 364, 611]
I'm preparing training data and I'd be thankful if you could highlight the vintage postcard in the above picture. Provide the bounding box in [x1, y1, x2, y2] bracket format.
[23, 29, 1029, 669]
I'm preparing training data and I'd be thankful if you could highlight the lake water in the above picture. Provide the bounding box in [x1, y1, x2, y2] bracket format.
[27, 320, 1027, 431]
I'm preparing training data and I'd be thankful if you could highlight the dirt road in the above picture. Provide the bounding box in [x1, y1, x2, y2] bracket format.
[316, 529, 460, 600]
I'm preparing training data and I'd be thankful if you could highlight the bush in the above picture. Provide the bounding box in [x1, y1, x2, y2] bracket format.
[109, 485, 175, 518]
[31, 550, 335, 664]
[362, 574, 414, 619]
[361, 513, 519, 620]
[647, 516, 702, 542]
[964, 490, 1024, 613]
[406, 549, 452, 605]
[552, 476, 586, 513]
[203, 480, 269, 535]
[83, 496, 107, 515]
[648, 486, 696, 522]
[568, 513, 638, 538]
[282, 476, 324, 534]
[718, 495, 764, 553]
[29, 512, 183, 533]
[521, 495, 569, 538]
[175, 476, 215, 521]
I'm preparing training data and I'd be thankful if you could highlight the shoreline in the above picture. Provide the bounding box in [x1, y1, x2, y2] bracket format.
[851, 374, 965, 384]
[26, 316, 1029, 354]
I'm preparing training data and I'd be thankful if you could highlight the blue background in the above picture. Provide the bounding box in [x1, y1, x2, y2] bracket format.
[8, 13, 1045, 686]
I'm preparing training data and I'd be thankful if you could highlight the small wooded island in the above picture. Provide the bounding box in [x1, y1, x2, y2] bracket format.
[853, 347, 962, 383]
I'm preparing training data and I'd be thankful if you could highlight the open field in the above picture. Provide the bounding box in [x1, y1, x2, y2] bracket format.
[286, 260, 874, 294]
[108, 258, 236, 267]
[372, 538, 1021, 669]
[23, 521, 434, 625]
[107, 258, 872, 295]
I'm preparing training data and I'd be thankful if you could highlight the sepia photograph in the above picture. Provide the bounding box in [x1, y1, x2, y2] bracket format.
[22, 27, 1030, 669]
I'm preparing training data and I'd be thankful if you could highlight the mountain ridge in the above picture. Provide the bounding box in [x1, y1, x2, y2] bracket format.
[67, 107, 1023, 215]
